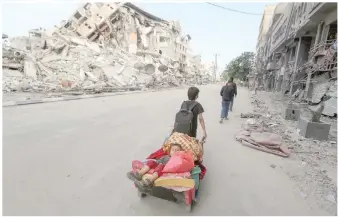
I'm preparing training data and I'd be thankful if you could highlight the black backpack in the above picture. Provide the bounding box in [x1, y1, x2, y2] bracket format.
[173, 101, 197, 135]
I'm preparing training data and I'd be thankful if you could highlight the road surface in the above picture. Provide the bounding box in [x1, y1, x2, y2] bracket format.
[3, 84, 328, 215]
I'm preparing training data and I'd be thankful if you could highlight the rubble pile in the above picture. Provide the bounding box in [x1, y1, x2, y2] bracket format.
[2, 3, 213, 94]
[291, 79, 337, 117]
[249, 91, 337, 214]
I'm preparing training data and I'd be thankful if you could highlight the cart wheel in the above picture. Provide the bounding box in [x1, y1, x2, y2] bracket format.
[138, 191, 147, 198]
[185, 204, 192, 212]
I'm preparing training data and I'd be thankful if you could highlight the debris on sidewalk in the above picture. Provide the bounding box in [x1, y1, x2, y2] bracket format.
[240, 112, 261, 118]
[248, 91, 337, 215]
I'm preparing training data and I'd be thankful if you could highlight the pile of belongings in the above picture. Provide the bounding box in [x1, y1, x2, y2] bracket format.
[235, 131, 291, 157]
[163, 132, 204, 162]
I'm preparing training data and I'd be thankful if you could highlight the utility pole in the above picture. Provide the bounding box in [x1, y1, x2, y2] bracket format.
[214, 53, 219, 82]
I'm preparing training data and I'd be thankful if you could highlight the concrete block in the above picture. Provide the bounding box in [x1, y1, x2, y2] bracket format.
[297, 117, 331, 140]
[283, 108, 300, 121]
[322, 97, 337, 117]
[24, 60, 37, 79]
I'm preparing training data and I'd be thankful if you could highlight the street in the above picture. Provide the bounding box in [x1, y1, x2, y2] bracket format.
[3, 84, 327, 215]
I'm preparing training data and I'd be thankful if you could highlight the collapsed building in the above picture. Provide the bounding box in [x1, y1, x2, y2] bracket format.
[255, 3, 337, 117]
[2, 2, 213, 94]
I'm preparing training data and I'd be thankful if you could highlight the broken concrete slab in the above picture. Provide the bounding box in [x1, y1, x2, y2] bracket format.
[2, 69, 23, 77]
[311, 82, 330, 104]
[297, 117, 331, 141]
[322, 97, 337, 117]
[24, 60, 37, 79]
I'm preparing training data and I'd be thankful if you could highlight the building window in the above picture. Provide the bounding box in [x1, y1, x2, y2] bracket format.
[85, 23, 92, 29]
[87, 32, 96, 39]
[159, 36, 168, 42]
[84, 3, 91, 10]
[78, 16, 88, 25]
[74, 11, 82, 19]
[64, 22, 71, 28]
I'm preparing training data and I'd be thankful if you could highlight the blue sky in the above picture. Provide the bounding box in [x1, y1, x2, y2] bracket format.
[2, 1, 267, 68]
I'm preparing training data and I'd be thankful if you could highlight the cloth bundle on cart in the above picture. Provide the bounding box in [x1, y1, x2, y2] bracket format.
[163, 132, 203, 161]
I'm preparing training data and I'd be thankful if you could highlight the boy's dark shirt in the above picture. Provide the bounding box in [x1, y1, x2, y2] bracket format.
[180, 100, 204, 138]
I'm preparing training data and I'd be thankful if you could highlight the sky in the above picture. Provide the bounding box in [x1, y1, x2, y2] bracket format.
[2, 1, 267, 69]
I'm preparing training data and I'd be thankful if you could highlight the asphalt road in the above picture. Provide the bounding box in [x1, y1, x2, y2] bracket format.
[3, 84, 328, 215]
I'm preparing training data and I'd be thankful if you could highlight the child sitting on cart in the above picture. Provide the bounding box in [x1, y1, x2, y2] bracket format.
[127, 143, 182, 187]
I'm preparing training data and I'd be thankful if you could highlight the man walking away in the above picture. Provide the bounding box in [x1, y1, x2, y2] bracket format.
[219, 78, 236, 123]
[173, 87, 207, 142]
[228, 77, 237, 111]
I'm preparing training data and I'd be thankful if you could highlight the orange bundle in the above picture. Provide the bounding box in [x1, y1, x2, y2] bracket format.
[163, 132, 203, 162]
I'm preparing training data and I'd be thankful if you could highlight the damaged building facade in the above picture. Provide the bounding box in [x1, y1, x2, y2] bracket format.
[2, 2, 212, 94]
[61, 2, 191, 71]
[255, 2, 337, 117]
[255, 4, 277, 87]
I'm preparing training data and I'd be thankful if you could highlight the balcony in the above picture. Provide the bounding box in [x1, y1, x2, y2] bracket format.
[308, 3, 337, 22]
[309, 39, 336, 59]
[308, 40, 337, 72]
[267, 62, 277, 70]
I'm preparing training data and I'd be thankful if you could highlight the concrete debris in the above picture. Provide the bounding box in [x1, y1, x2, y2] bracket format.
[311, 81, 334, 104]
[285, 79, 337, 119]
[322, 98, 337, 117]
[240, 112, 261, 118]
[310, 103, 325, 122]
[2, 3, 213, 94]
[250, 91, 337, 215]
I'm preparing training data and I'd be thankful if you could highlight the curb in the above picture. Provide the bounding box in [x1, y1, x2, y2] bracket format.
[3, 86, 187, 107]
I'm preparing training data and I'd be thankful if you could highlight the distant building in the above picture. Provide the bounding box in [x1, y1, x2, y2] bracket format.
[256, 3, 337, 100]
[256, 4, 276, 71]
[62, 2, 195, 71]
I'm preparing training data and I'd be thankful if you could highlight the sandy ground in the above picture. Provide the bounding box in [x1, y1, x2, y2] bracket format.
[2, 84, 333, 215]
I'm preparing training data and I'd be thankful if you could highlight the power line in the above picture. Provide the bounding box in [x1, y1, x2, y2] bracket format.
[206, 2, 265, 16]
